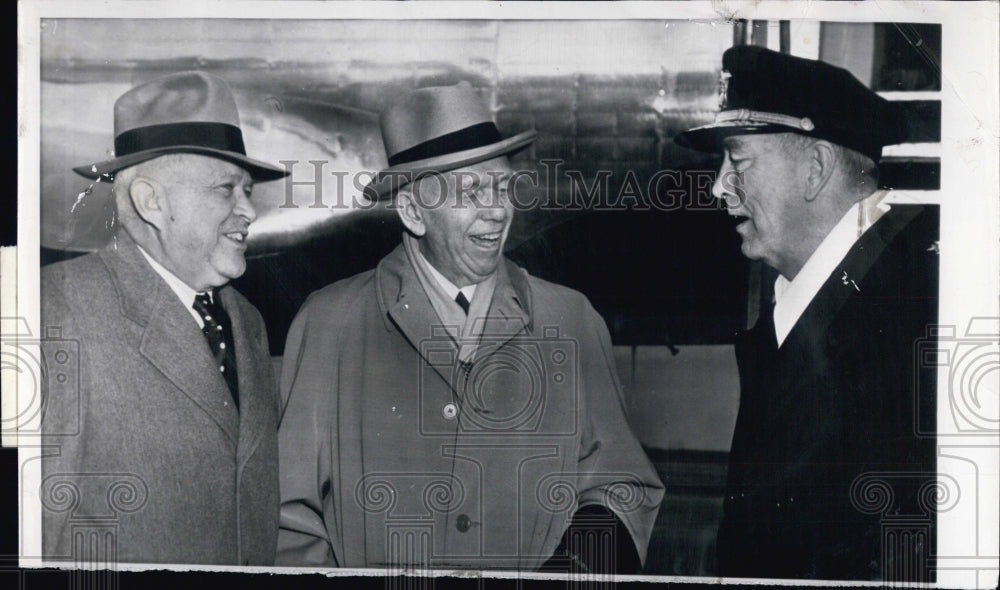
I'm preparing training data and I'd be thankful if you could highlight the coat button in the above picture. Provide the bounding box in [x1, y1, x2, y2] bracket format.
[455, 514, 471, 533]
[442, 403, 458, 420]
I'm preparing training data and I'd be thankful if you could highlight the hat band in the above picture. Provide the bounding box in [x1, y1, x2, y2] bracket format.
[114, 122, 247, 158]
[716, 109, 815, 132]
[388, 122, 503, 167]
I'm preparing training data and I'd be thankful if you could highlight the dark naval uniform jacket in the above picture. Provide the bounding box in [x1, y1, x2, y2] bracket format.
[717, 205, 939, 581]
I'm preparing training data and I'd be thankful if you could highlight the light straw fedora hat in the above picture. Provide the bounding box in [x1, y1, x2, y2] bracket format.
[364, 82, 536, 200]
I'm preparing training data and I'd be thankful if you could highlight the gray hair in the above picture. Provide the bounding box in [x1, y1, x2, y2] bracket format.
[111, 154, 190, 232]
[836, 144, 880, 190]
[779, 133, 880, 192]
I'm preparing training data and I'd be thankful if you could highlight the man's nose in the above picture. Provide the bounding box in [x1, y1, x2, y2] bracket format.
[712, 163, 741, 209]
[711, 164, 727, 202]
[480, 203, 507, 222]
[234, 188, 257, 223]
[478, 190, 509, 220]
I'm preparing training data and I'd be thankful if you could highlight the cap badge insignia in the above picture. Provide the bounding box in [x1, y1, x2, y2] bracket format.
[718, 70, 732, 110]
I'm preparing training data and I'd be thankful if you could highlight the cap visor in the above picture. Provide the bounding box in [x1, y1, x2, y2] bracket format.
[364, 130, 537, 200]
[73, 146, 290, 182]
[675, 122, 790, 154]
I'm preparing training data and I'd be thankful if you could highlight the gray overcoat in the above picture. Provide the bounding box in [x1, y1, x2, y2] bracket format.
[40, 232, 280, 565]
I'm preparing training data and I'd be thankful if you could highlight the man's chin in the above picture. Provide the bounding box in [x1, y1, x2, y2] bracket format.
[739, 241, 762, 262]
[207, 261, 246, 289]
[476, 257, 503, 275]
[224, 267, 247, 284]
[461, 261, 502, 285]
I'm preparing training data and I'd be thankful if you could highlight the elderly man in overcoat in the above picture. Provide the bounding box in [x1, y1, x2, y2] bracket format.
[277, 83, 664, 572]
[40, 71, 288, 564]
[676, 46, 939, 581]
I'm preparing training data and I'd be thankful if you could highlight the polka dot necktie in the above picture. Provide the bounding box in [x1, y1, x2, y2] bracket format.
[192, 292, 239, 409]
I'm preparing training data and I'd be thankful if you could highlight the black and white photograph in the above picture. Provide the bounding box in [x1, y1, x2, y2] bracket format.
[6, 1, 999, 589]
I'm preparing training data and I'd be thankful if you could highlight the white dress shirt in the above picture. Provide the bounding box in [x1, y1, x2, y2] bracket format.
[136, 245, 206, 328]
[772, 191, 890, 347]
[417, 249, 477, 304]
[403, 234, 498, 363]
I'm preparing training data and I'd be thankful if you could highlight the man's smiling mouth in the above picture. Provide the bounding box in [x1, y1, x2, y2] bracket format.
[469, 232, 502, 248]
[223, 231, 247, 243]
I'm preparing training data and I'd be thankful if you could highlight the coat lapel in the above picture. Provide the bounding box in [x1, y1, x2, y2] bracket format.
[220, 287, 275, 467]
[379, 245, 464, 394]
[781, 205, 924, 353]
[470, 259, 532, 363]
[102, 234, 240, 446]
[378, 244, 533, 394]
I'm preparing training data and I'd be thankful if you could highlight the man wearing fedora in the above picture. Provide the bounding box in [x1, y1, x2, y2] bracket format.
[276, 83, 663, 571]
[40, 71, 288, 564]
[676, 46, 938, 580]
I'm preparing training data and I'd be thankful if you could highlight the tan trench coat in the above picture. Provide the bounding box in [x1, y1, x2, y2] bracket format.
[276, 244, 663, 570]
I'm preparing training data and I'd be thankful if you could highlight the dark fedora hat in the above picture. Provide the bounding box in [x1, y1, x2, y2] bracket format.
[676, 46, 908, 161]
[73, 71, 289, 181]
[364, 82, 537, 200]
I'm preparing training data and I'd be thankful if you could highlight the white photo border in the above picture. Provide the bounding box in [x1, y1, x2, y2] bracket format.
[11, 1, 999, 588]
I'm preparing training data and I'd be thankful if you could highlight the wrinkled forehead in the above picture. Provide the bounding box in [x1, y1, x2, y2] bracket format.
[449, 156, 516, 187]
[722, 132, 804, 153]
[157, 153, 253, 185]
[411, 157, 515, 200]
[189, 154, 253, 182]
[457, 159, 515, 190]
[721, 134, 765, 152]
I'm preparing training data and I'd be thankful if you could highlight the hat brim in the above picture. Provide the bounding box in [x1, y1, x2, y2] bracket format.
[675, 121, 795, 154]
[364, 130, 538, 200]
[73, 146, 290, 182]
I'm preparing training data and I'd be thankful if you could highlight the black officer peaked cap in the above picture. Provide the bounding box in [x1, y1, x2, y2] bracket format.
[676, 45, 909, 161]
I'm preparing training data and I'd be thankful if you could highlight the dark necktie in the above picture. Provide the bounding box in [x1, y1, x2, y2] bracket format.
[192, 292, 239, 409]
[455, 291, 471, 315]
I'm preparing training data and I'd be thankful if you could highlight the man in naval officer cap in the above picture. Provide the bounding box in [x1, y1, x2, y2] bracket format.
[677, 46, 939, 581]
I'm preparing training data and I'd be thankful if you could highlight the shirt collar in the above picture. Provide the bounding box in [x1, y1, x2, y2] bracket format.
[402, 234, 500, 362]
[772, 190, 889, 346]
[135, 245, 207, 327]
[410, 240, 477, 303]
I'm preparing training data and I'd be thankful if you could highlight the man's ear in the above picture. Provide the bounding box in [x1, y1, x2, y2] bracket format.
[395, 188, 427, 237]
[128, 176, 169, 231]
[805, 140, 836, 202]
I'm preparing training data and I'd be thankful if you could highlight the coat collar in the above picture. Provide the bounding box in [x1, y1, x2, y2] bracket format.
[780, 204, 925, 353]
[98, 231, 255, 448]
[376, 242, 532, 330]
[375, 242, 533, 391]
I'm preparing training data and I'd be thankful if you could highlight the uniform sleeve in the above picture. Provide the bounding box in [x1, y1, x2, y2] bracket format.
[572, 299, 665, 567]
[275, 299, 338, 566]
